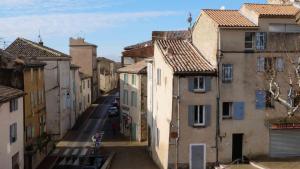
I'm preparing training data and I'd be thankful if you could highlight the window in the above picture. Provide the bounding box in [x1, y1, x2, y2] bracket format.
[194, 105, 205, 126]
[266, 91, 275, 108]
[157, 69, 161, 85]
[10, 123, 17, 143]
[193, 77, 205, 91]
[124, 74, 128, 84]
[12, 152, 19, 169]
[245, 32, 255, 49]
[223, 102, 233, 118]
[123, 90, 128, 105]
[256, 32, 267, 50]
[131, 74, 136, 85]
[222, 64, 233, 82]
[265, 57, 276, 72]
[10, 99, 18, 112]
[83, 81, 85, 89]
[257, 56, 265, 72]
[26, 126, 34, 141]
[39, 115, 46, 136]
[131, 91, 137, 107]
[276, 57, 284, 72]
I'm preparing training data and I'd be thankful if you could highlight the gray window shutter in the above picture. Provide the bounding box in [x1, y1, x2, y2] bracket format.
[205, 105, 211, 126]
[233, 102, 245, 120]
[188, 78, 194, 92]
[276, 57, 284, 72]
[188, 105, 195, 127]
[264, 33, 267, 49]
[205, 77, 211, 92]
[257, 57, 265, 72]
[256, 90, 266, 109]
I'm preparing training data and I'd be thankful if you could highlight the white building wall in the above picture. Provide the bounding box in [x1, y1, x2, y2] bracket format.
[44, 60, 71, 139]
[0, 97, 24, 169]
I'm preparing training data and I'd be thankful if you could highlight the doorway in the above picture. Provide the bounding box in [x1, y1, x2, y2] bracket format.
[232, 133, 243, 161]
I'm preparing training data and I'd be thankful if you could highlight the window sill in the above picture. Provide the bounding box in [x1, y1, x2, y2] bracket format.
[222, 80, 232, 83]
[222, 116, 232, 120]
[193, 124, 205, 128]
[193, 89, 206, 93]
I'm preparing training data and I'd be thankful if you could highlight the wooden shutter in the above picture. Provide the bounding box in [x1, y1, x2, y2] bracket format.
[205, 105, 211, 126]
[256, 90, 266, 109]
[205, 77, 211, 92]
[233, 102, 245, 120]
[188, 105, 195, 127]
[188, 78, 194, 92]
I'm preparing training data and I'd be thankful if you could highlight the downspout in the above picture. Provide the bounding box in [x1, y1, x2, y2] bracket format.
[215, 28, 222, 166]
[57, 60, 61, 138]
[175, 76, 180, 169]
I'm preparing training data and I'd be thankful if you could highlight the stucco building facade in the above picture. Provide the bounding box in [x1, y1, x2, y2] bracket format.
[97, 57, 118, 94]
[148, 3, 300, 169]
[119, 61, 148, 141]
[6, 38, 72, 141]
[69, 38, 99, 102]
[0, 85, 24, 169]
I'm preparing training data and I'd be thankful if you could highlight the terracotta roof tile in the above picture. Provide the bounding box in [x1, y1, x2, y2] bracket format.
[156, 40, 216, 74]
[6, 38, 70, 59]
[0, 85, 24, 103]
[118, 60, 147, 74]
[203, 9, 258, 28]
[244, 3, 300, 17]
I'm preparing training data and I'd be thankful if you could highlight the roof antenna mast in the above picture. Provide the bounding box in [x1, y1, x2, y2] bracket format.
[187, 12, 193, 42]
[38, 30, 43, 46]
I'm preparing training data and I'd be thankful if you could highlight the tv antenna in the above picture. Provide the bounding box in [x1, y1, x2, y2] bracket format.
[187, 12, 193, 28]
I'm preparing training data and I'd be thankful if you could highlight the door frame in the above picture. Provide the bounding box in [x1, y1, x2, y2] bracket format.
[232, 133, 243, 161]
[189, 143, 206, 169]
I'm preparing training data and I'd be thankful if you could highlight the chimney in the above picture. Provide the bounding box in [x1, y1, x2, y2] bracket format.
[38, 41, 43, 46]
[267, 0, 292, 4]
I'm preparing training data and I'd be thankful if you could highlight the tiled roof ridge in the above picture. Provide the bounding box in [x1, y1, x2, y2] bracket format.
[202, 9, 239, 11]
[18, 38, 69, 57]
[244, 3, 293, 6]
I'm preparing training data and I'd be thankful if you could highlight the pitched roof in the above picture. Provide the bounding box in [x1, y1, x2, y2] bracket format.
[152, 30, 191, 40]
[156, 40, 216, 74]
[79, 72, 91, 80]
[0, 85, 24, 103]
[203, 9, 258, 28]
[124, 41, 153, 50]
[124, 30, 191, 50]
[243, 3, 300, 17]
[0, 49, 45, 68]
[97, 57, 115, 63]
[6, 38, 70, 59]
[118, 60, 147, 74]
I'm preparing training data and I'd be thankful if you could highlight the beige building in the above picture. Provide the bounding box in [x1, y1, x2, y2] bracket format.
[69, 38, 99, 102]
[79, 72, 92, 113]
[119, 60, 148, 141]
[0, 86, 24, 169]
[149, 3, 300, 169]
[97, 57, 118, 94]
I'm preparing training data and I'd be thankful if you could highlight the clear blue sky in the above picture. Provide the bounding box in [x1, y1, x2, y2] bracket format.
[0, 0, 265, 61]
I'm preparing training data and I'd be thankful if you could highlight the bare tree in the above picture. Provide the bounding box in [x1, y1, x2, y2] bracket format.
[267, 33, 300, 117]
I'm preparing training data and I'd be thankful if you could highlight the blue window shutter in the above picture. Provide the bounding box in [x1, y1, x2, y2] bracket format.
[256, 90, 266, 109]
[205, 105, 211, 126]
[188, 105, 195, 127]
[205, 77, 211, 92]
[233, 102, 245, 120]
[188, 78, 194, 92]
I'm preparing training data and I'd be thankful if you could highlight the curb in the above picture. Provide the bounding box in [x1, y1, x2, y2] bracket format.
[101, 152, 116, 169]
[250, 162, 269, 169]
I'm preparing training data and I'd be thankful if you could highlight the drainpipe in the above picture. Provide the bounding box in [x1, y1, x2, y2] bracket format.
[175, 76, 181, 169]
[57, 60, 61, 138]
[215, 29, 222, 166]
